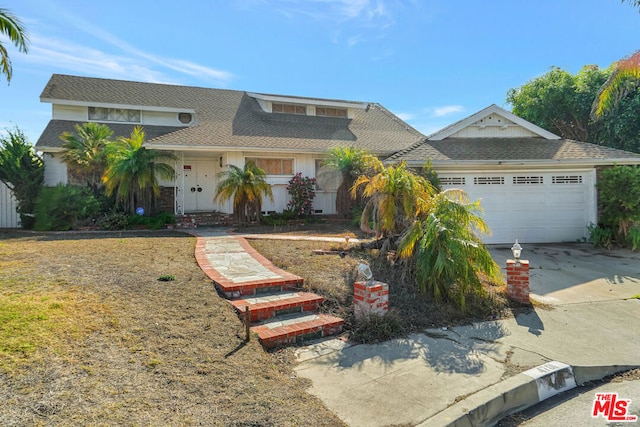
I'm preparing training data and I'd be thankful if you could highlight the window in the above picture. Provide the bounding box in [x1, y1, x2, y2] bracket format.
[88, 107, 141, 123]
[440, 177, 465, 186]
[246, 157, 293, 175]
[552, 175, 583, 184]
[272, 103, 306, 115]
[316, 106, 347, 118]
[513, 176, 543, 185]
[474, 176, 504, 185]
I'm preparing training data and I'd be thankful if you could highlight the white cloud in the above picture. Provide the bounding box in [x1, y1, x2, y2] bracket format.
[431, 105, 465, 118]
[395, 112, 415, 121]
[269, 0, 396, 45]
[22, 7, 235, 86]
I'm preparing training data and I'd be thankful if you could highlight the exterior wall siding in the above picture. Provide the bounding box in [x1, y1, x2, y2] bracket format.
[0, 182, 19, 228]
[43, 153, 68, 186]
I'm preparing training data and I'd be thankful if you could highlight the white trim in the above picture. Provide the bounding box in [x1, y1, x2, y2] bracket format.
[247, 92, 367, 109]
[428, 104, 561, 141]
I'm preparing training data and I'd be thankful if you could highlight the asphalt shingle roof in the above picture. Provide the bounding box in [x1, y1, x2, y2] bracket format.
[386, 137, 640, 163]
[37, 74, 423, 154]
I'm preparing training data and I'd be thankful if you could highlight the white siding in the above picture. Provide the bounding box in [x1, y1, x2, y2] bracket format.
[53, 104, 86, 120]
[43, 153, 68, 186]
[450, 113, 539, 138]
[183, 151, 337, 215]
[0, 182, 19, 228]
[142, 110, 185, 126]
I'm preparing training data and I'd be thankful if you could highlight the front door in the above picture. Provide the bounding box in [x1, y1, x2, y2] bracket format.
[183, 161, 218, 212]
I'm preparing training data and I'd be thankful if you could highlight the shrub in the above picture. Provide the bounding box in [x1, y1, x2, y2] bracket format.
[128, 212, 176, 230]
[587, 223, 614, 249]
[349, 310, 405, 344]
[626, 226, 640, 251]
[597, 165, 640, 238]
[99, 212, 129, 230]
[286, 173, 316, 217]
[34, 184, 100, 231]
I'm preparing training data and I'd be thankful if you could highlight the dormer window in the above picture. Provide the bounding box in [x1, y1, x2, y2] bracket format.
[88, 107, 141, 123]
[316, 106, 347, 118]
[272, 103, 306, 115]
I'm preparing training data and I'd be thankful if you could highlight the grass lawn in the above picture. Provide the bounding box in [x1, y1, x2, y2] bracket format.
[0, 230, 345, 427]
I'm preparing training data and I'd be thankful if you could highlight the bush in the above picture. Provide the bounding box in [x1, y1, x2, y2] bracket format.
[99, 212, 129, 230]
[127, 212, 176, 230]
[626, 226, 640, 251]
[260, 210, 295, 226]
[587, 223, 614, 249]
[286, 173, 316, 217]
[597, 165, 640, 237]
[34, 184, 100, 231]
[349, 310, 405, 344]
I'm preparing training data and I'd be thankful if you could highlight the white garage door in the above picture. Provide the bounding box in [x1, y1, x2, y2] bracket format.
[439, 170, 596, 244]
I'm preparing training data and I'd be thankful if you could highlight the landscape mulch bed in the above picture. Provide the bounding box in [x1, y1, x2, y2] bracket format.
[0, 230, 345, 427]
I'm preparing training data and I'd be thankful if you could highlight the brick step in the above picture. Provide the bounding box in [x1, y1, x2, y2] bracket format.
[230, 291, 324, 322]
[251, 312, 344, 349]
[215, 276, 303, 298]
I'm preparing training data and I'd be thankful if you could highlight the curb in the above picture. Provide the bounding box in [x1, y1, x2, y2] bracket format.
[420, 362, 640, 427]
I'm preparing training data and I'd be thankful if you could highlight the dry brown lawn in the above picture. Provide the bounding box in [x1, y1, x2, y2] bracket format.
[0, 230, 345, 427]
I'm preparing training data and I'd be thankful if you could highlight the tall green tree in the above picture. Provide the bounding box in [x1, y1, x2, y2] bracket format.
[397, 190, 501, 312]
[214, 161, 273, 224]
[60, 122, 113, 189]
[0, 7, 29, 84]
[0, 128, 43, 228]
[102, 127, 176, 214]
[507, 65, 640, 153]
[323, 146, 382, 218]
[507, 65, 609, 142]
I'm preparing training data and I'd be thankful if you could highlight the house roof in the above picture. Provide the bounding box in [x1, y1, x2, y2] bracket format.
[38, 120, 184, 151]
[37, 74, 424, 154]
[387, 137, 640, 166]
[386, 104, 640, 168]
[426, 104, 561, 141]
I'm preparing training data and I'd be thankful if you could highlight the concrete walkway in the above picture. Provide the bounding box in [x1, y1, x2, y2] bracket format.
[188, 230, 640, 426]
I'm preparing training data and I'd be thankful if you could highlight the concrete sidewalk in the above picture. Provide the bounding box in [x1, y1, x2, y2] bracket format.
[295, 299, 640, 427]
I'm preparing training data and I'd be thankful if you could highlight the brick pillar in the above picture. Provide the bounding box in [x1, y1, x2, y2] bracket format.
[507, 260, 530, 304]
[354, 281, 389, 319]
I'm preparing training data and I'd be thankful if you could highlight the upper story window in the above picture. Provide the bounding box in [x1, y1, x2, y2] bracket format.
[272, 103, 306, 115]
[88, 107, 141, 123]
[316, 106, 347, 118]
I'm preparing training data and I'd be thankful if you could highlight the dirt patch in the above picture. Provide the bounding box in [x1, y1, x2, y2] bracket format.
[0, 230, 345, 426]
[247, 234, 514, 341]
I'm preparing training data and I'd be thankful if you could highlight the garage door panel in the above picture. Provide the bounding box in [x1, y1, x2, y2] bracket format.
[442, 170, 595, 244]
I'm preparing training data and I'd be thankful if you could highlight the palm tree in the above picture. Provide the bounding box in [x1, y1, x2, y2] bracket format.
[102, 126, 176, 214]
[214, 161, 273, 224]
[0, 7, 29, 84]
[591, 50, 640, 119]
[60, 122, 114, 189]
[323, 146, 382, 218]
[396, 189, 501, 312]
[352, 162, 435, 239]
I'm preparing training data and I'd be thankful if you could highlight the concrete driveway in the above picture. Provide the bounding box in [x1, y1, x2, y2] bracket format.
[294, 243, 640, 427]
[488, 243, 640, 305]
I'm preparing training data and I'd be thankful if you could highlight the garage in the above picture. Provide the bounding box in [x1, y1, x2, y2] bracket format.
[385, 105, 640, 245]
[439, 170, 596, 244]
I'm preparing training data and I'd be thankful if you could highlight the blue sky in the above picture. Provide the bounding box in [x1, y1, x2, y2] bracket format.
[2, 0, 640, 143]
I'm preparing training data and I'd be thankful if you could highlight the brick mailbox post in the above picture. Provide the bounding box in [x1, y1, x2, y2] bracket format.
[507, 259, 530, 304]
[354, 281, 389, 319]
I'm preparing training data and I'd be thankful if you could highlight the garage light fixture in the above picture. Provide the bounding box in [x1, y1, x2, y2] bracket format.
[511, 239, 522, 262]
